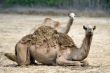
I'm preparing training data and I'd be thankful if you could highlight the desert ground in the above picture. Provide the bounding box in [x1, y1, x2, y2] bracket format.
[0, 13, 110, 73]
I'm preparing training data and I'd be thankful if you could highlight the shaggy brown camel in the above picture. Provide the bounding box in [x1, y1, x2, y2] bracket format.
[5, 24, 96, 66]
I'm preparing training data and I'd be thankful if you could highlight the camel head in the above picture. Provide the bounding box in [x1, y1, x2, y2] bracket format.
[83, 25, 96, 35]
[68, 12, 75, 19]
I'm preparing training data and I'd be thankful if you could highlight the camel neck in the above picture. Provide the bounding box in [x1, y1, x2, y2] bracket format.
[79, 33, 93, 60]
[64, 17, 73, 34]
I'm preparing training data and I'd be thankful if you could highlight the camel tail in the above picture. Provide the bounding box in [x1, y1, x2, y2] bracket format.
[4, 53, 17, 62]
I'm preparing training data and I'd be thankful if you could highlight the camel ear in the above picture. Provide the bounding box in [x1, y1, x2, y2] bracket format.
[83, 25, 87, 30]
[93, 26, 96, 30]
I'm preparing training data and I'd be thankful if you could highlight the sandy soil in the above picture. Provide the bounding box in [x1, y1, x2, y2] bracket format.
[0, 13, 110, 73]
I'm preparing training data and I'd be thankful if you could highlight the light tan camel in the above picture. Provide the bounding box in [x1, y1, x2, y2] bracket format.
[5, 24, 96, 66]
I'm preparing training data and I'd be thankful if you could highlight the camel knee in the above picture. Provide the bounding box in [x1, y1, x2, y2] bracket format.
[56, 57, 65, 65]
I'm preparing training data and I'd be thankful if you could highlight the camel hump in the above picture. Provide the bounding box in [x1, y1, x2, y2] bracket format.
[33, 26, 76, 47]
[33, 26, 57, 35]
[32, 26, 58, 46]
[58, 33, 76, 47]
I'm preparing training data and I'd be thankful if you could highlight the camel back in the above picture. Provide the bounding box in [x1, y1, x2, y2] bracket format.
[19, 26, 76, 48]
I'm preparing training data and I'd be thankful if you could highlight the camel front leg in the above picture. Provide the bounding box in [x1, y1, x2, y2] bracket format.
[56, 57, 82, 66]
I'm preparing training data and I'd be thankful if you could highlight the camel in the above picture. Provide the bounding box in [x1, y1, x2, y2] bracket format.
[5, 24, 96, 66]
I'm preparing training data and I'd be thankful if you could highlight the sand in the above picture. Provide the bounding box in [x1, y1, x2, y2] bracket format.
[0, 13, 110, 73]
